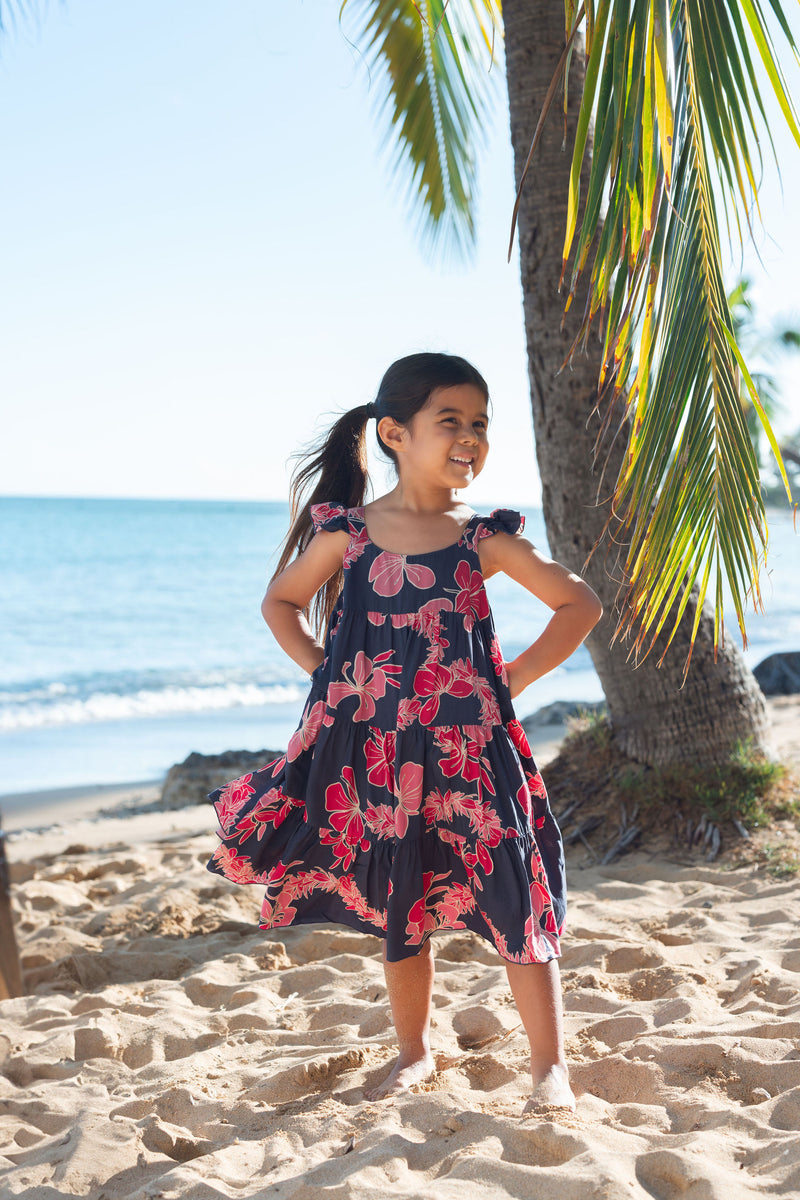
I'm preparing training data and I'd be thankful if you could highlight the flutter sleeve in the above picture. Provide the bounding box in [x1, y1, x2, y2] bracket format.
[474, 508, 526, 540]
[310, 502, 351, 534]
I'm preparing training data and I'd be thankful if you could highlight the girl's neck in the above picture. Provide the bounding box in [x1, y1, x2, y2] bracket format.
[372, 481, 464, 516]
[363, 485, 474, 556]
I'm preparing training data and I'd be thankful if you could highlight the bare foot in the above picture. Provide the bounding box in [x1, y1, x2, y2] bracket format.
[364, 1050, 436, 1101]
[522, 1063, 576, 1114]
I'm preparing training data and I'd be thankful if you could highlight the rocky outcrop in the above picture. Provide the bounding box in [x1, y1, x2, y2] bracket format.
[753, 652, 800, 697]
[521, 700, 606, 733]
[160, 749, 281, 810]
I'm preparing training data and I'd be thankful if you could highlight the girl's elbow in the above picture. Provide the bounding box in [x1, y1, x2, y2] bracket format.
[578, 584, 603, 629]
[261, 587, 278, 626]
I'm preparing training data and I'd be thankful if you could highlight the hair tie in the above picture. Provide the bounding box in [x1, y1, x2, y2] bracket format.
[365, 402, 378, 419]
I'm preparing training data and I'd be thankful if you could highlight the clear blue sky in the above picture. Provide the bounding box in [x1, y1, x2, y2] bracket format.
[2, 1, 799, 506]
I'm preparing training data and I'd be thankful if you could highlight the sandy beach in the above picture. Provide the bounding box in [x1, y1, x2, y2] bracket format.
[1, 699, 799, 1198]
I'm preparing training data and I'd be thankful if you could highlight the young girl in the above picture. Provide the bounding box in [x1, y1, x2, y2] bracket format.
[207, 353, 602, 1111]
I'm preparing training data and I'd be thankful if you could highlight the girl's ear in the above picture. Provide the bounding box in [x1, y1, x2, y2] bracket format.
[377, 416, 407, 455]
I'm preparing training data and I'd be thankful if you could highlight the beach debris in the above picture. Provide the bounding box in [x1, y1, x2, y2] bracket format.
[693, 814, 708, 845]
[732, 819, 750, 839]
[706, 825, 722, 862]
[750, 1087, 772, 1104]
[563, 815, 603, 846]
[554, 800, 585, 828]
[600, 824, 641, 865]
[600, 803, 642, 865]
[343, 1134, 356, 1154]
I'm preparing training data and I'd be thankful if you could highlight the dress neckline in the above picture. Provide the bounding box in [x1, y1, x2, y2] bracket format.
[355, 506, 476, 559]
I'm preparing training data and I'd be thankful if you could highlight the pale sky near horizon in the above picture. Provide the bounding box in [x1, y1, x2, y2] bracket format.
[2, 1, 799, 508]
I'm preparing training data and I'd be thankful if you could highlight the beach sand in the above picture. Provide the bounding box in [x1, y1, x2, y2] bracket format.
[1, 700, 799, 1198]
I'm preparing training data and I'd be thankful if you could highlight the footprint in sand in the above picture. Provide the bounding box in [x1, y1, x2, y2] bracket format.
[500, 1121, 588, 1167]
[452, 1005, 511, 1051]
[570, 1054, 665, 1105]
[603, 946, 667, 973]
[581, 1014, 650, 1048]
[460, 1053, 518, 1092]
[140, 1116, 216, 1162]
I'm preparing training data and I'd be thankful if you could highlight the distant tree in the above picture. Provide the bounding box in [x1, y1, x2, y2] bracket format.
[729, 276, 800, 472]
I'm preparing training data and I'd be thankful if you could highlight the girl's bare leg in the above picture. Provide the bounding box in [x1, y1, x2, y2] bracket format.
[505, 957, 576, 1111]
[364, 939, 436, 1100]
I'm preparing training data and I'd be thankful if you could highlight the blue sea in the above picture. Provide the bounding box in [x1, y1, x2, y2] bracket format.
[1, 497, 797, 796]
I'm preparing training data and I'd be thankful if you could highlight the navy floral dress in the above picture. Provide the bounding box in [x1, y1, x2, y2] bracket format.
[207, 504, 566, 963]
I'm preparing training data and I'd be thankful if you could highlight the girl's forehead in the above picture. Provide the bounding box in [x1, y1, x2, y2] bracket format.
[424, 384, 489, 416]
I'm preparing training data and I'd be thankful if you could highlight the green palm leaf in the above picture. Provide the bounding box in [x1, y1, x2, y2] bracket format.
[340, 0, 502, 257]
[554, 0, 800, 667]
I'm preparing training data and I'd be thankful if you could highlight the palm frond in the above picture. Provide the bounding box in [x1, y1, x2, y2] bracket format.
[340, 0, 502, 257]
[553, 0, 800, 668]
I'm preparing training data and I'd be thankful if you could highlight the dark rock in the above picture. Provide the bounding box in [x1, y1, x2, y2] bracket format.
[753, 652, 800, 697]
[522, 700, 606, 731]
[161, 749, 281, 810]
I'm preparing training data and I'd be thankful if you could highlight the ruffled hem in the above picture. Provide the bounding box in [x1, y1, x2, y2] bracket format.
[310, 502, 353, 535]
[206, 712, 565, 966]
[207, 794, 562, 964]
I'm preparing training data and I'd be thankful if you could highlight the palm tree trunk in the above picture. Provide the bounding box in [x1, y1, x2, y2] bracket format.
[502, 0, 769, 766]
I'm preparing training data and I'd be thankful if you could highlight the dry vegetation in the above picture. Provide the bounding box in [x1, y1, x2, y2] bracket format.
[543, 713, 800, 878]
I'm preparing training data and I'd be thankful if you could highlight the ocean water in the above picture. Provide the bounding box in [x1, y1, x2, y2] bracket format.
[1, 497, 797, 796]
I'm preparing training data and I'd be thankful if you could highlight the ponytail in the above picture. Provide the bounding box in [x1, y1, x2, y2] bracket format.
[272, 404, 372, 638]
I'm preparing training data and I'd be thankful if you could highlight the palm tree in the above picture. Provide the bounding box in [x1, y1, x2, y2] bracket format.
[342, 0, 800, 765]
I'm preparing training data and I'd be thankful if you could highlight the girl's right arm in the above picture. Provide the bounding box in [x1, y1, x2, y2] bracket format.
[261, 530, 350, 676]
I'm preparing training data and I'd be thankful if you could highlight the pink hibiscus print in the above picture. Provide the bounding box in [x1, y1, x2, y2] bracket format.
[311, 502, 347, 532]
[286, 699, 330, 762]
[434, 727, 495, 795]
[369, 551, 436, 597]
[327, 650, 401, 720]
[488, 635, 508, 685]
[450, 559, 490, 632]
[214, 773, 255, 831]
[527, 770, 547, 799]
[321, 766, 370, 870]
[507, 719, 533, 760]
[404, 871, 454, 942]
[393, 761, 424, 838]
[397, 696, 422, 730]
[413, 662, 473, 725]
[364, 729, 396, 790]
[343, 524, 370, 568]
[210, 843, 265, 885]
[364, 803, 397, 839]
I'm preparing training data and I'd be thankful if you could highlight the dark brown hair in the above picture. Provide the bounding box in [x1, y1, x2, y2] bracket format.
[272, 352, 489, 636]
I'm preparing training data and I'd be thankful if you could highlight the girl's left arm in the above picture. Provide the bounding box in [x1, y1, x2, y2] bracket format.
[480, 532, 603, 700]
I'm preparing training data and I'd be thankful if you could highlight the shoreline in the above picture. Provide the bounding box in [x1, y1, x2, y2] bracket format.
[3, 693, 799, 841]
[0, 724, 573, 856]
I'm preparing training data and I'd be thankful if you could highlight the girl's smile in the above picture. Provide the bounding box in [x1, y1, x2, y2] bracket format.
[392, 384, 490, 489]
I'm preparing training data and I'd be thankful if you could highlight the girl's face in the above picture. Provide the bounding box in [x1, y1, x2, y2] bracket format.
[394, 384, 490, 490]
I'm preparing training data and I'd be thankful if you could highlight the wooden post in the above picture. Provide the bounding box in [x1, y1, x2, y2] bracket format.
[0, 816, 24, 999]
